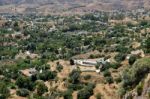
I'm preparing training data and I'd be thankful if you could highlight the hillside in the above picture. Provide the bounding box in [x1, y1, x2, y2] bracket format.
[0, 0, 150, 14]
[0, 3, 150, 99]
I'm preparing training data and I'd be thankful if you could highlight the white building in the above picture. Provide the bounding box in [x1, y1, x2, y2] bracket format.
[73, 58, 109, 67]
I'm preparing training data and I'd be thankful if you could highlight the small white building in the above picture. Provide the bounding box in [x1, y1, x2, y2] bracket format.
[73, 58, 109, 67]
[74, 59, 97, 66]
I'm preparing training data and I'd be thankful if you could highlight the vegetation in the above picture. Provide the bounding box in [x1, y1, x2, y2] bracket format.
[129, 55, 137, 65]
[0, 82, 10, 99]
[95, 93, 102, 99]
[69, 69, 81, 84]
[77, 83, 95, 99]
[36, 81, 48, 95]
[16, 89, 29, 97]
[0, 8, 150, 99]
[120, 58, 150, 96]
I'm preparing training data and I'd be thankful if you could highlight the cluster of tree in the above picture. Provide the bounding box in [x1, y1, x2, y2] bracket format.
[119, 58, 150, 97]
[77, 83, 95, 99]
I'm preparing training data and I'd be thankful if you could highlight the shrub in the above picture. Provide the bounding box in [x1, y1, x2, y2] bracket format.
[115, 53, 126, 62]
[126, 93, 133, 99]
[38, 71, 57, 81]
[68, 84, 84, 90]
[56, 64, 63, 72]
[95, 64, 100, 69]
[103, 70, 111, 77]
[114, 76, 122, 83]
[9, 83, 16, 89]
[95, 93, 102, 99]
[129, 55, 137, 65]
[16, 89, 29, 97]
[69, 69, 81, 84]
[110, 62, 121, 69]
[77, 83, 95, 99]
[89, 54, 95, 59]
[148, 90, 150, 98]
[136, 82, 143, 96]
[105, 76, 114, 84]
[117, 87, 126, 98]
[0, 82, 10, 99]
[36, 82, 48, 95]
[63, 89, 73, 99]
[77, 89, 91, 99]
[144, 37, 150, 53]
[84, 75, 91, 80]
[16, 76, 35, 91]
[70, 59, 74, 65]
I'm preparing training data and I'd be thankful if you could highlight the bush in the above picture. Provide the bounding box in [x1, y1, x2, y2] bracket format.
[77, 89, 91, 99]
[84, 75, 91, 80]
[56, 64, 63, 72]
[16, 76, 35, 91]
[110, 62, 121, 69]
[0, 82, 10, 99]
[105, 76, 114, 84]
[68, 84, 84, 90]
[36, 81, 48, 95]
[69, 69, 81, 84]
[114, 76, 122, 83]
[77, 83, 95, 99]
[89, 54, 95, 59]
[148, 90, 150, 98]
[63, 89, 73, 99]
[9, 83, 16, 89]
[32, 93, 46, 99]
[38, 71, 57, 81]
[129, 55, 137, 65]
[103, 70, 111, 77]
[16, 89, 29, 97]
[70, 59, 74, 65]
[136, 82, 143, 96]
[126, 93, 133, 99]
[115, 53, 126, 62]
[95, 93, 102, 99]
[144, 37, 150, 53]
[117, 87, 126, 98]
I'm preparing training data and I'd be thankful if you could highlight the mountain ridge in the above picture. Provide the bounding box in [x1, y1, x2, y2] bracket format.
[0, 0, 149, 14]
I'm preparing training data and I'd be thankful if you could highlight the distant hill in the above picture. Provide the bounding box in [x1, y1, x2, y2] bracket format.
[0, 0, 149, 14]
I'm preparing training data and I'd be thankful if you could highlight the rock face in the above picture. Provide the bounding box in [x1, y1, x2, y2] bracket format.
[0, 0, 149, 10]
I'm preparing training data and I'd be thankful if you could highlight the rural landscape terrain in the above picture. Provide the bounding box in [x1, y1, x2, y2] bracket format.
[0, 0, 150, 99]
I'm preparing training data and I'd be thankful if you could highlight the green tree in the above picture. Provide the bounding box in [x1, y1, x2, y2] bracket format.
[16, 76, 34, 91]
[144, 38, 150, 53]
[56, 62, 63, 72]
[69, 69, 81, 84]
[95, 93, 102, 99]
[136, 82, 143, 96]
[115, 53, 126, 62]
[16, 88, 29, 97]
[129, 55, 137, 65]
[36, 82, 48, 95]
[0, 82, 10, 99]
[38, 71, 57, 81]
[63, 89, 73, 99]
[77, 83, 95, 99]
[103, 70, 111, 77]
[105, 76, 114, 84]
